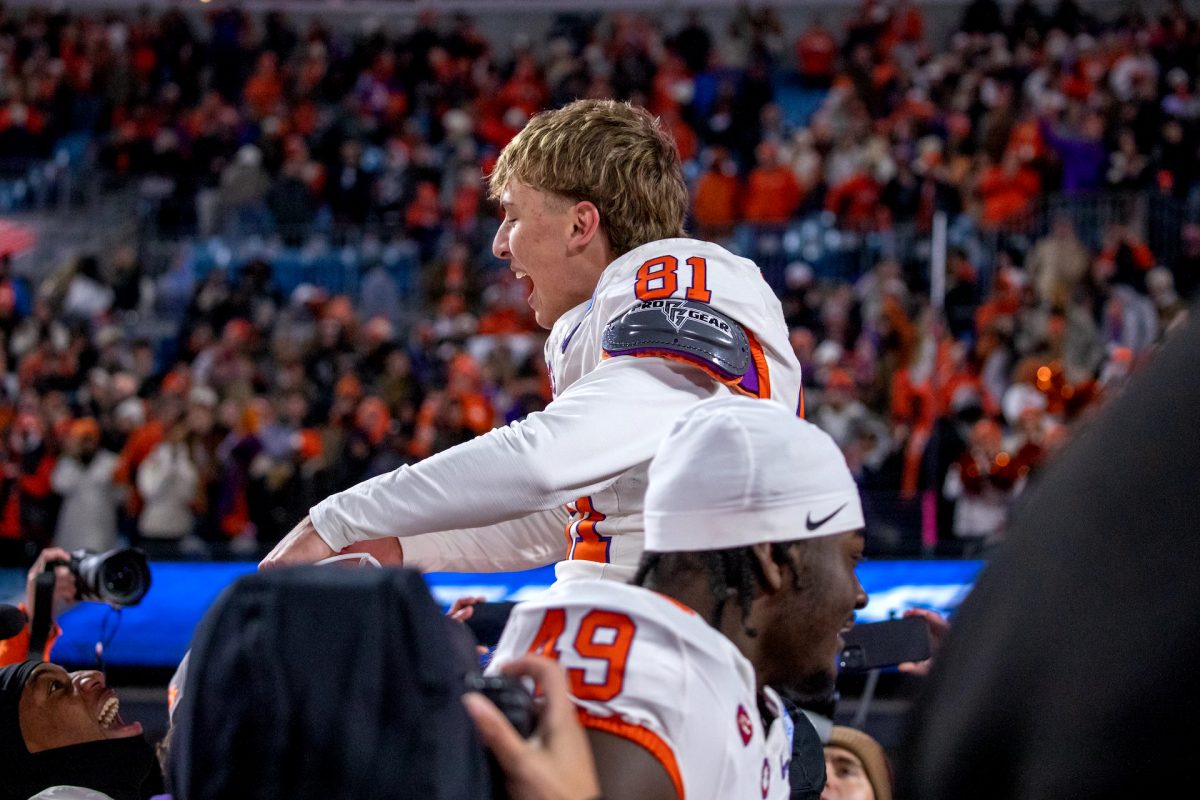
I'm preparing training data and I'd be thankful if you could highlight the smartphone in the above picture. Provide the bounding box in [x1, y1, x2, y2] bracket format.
[839, 617, 931, 673]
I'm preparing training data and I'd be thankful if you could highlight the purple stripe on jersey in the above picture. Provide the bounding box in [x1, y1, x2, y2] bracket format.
[561, 297, 595, 353]
[738, 358, 761, 395]
[604, 346, 741, 381]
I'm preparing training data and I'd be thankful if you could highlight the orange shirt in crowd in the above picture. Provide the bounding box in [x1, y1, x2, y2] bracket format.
[243, 71, 283, 119]
[880, 4, 924, 56]
[692, 171, 742, 231]
[114, 418, 165, 517]
[796, 26, 838, 79]
[978, 164, 1041, 227]
[478, 307, 535, 334]
[1006, 119, 1045, 163]
[498, 65, 548, 117]
[0, 453, 55, 540]
[1099, 239, 1155, 271]
[664, 113, 699, 163]
[0, 604, 58, 667]
[744, 165, 803, 224]
[825, 172, 881, 231]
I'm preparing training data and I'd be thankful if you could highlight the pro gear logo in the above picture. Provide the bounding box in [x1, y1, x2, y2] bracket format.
[737, 704, 753, 746]
[636, 299, 732, 334]
[602, 295, 751, 379]
[761, 758, 771, 798]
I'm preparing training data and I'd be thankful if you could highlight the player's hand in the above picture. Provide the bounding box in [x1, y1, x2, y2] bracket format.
[897, 607, 951, 676]
[259, 515, 335, 570]
[339, 537, 405, 565]
[464, 655, 601, 800]
[26, 547, 77, 622]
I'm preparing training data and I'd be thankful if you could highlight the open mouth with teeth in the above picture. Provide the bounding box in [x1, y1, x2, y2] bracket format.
[95, 691, 143, 738]
[98, 695, 120, 728]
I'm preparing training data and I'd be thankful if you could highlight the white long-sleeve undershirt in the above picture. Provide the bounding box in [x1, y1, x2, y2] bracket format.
[309, 355, 723, 555]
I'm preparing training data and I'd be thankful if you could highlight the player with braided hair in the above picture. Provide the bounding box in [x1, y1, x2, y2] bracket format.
[631, 543, 794, 635]
[489, 397, 868, 799]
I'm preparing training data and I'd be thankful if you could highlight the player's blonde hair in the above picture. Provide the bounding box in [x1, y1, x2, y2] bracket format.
[488, 99, 688, 257]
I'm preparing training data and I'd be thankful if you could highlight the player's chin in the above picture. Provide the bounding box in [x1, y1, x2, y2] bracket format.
[778, 664, 837, 704]
[531, 300, 559, 329]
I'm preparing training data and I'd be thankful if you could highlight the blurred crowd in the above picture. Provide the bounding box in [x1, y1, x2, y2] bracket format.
[0, 1, 1197, 561]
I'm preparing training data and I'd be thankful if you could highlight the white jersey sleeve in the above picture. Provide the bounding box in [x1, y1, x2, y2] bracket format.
[489, 581, 794, 800]
[399, 508, 565, 573]
[308, 355, 720, 554]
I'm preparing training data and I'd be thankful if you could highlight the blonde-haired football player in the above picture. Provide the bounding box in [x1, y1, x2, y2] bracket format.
[262, 100, 803, 581]
[489, 396, 869, 799]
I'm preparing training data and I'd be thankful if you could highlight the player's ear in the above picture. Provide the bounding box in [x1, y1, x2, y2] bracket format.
[751, 542, 785, 594]
[566, 200, 603, 254]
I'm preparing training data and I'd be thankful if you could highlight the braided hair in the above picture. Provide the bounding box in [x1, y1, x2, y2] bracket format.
[632, 542, 797, 637]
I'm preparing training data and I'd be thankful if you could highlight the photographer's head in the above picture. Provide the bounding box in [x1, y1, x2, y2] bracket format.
[0, 661, 157, 800]
[634, 397, 868, 700]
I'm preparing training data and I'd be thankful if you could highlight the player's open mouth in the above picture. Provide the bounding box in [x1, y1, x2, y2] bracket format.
[98, 694, 120, 727]
[95, 690, 143, 737]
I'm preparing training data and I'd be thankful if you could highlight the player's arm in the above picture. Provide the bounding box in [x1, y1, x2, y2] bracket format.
[587, 728, 680, 800]
[267, 355, 722, 562]
[400, 508, 565, 572]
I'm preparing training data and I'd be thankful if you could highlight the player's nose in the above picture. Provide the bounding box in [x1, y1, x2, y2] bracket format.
[492, 227, 510, 260]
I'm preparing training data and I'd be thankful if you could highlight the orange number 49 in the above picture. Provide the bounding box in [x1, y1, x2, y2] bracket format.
[527, 608, 638, 701]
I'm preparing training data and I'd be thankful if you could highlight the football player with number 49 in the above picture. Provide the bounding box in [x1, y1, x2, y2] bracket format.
[261, 99, 802, 584]
[488, 396, 869, 800]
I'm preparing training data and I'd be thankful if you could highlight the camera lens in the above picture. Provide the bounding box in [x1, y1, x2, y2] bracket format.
[105, 562, 139, 597]
[72, 549, 151, 607]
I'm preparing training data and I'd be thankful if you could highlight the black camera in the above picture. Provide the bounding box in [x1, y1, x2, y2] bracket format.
[464, 672, 535, 738]
[47, 548, 152, 607]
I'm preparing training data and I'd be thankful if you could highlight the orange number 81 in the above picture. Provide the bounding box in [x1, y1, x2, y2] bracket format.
[634, 255, 712, 303]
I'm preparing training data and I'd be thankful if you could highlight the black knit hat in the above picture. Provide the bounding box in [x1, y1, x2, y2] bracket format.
[0, 660, 39, 762]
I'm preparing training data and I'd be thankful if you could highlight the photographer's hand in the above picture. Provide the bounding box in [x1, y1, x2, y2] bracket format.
[26, 547, 77, 622]
[464, 655, 601, 800]
[898, 608, 950, 676]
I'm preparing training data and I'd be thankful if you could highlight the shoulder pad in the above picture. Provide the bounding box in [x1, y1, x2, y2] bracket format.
[602, 299, 750, 380]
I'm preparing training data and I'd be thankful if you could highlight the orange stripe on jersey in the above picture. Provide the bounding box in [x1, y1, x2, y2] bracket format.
[577, 709, 686, 800]
[612, 348, 743, 386]
[797, 385, 806, 419]
[652, 591, 699, 617]
[565, 496, 611, 563]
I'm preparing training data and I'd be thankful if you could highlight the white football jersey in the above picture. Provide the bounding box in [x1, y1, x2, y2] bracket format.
[490, 580, 794, 800]
[549, 238, 802, 581]
[310, 237, 800, 583]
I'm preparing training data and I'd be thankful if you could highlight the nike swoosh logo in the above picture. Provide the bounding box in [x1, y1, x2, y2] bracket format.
[806, 503, 848, 531]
